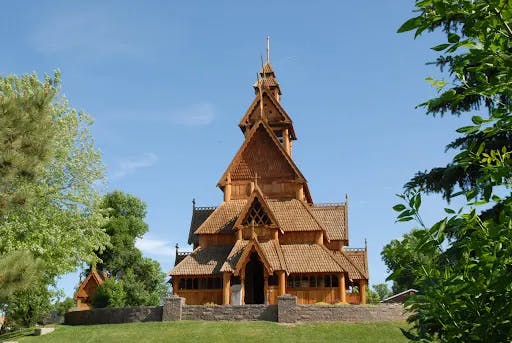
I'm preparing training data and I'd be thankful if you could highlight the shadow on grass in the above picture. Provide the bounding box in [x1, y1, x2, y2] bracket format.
[0, 327, 34, 340]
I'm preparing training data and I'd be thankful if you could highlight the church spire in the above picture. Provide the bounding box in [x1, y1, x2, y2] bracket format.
[253, 36, 281, 101]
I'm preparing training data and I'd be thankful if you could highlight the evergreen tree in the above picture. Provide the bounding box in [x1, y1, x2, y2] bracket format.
[0, 72, 58, 211]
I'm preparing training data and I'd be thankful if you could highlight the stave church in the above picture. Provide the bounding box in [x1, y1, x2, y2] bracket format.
[169, 41, 369, 305]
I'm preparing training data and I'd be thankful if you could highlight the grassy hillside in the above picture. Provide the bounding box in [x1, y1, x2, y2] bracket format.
[1, 321, 408, 343]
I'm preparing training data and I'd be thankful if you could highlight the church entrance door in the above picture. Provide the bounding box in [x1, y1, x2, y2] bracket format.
[244, 252, 264, 304]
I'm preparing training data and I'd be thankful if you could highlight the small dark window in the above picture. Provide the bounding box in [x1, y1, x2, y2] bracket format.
[268, 274, 278, 286]
[214, 277, 222, 289]
[332, 275, 339, 287]
[193, 278, 199, 289]
[324, 275, 331, 287]
[186, 278, 192, 289]
[287, 276, 294, 288]
[293, 276, 301, 288]
[179, 278, 186, 290]
[309, 276, 317, 288]
[207, 278, 213, 289]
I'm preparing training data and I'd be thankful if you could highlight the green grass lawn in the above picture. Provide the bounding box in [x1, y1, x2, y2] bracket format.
[1, 321, 408, 343]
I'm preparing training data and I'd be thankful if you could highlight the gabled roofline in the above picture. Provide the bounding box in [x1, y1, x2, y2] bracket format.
[297, 199, 330, 242]
[234, 238, 274, 276]
[320, 245, 368, 280]
[217, 120, 308, 188]
[238, 88, 296, 140]
[233, 185, 283, 234]
[74, 269, 105, 300]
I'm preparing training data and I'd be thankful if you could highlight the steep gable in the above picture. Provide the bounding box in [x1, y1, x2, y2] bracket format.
[218, 121, 306, 186]
[239, 89, 296, 139]
[233, 187, 280, 230]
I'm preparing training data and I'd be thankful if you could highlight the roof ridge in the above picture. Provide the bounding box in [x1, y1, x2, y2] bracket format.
[319, 245, 367, 280]
[273, 240, 287, 272]
[311, 202, 345, 207]
[194, 206, 217, 211]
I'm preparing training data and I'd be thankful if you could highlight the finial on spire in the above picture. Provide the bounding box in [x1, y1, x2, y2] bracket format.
[266, 35, 270, 62]
[192, 198, 196, 209]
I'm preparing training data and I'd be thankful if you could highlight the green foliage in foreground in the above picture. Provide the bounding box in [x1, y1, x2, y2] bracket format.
[3, 321, 408, 343]
[388, 0, 512, 341]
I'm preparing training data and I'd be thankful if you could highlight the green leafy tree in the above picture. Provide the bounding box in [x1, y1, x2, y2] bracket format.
[381, 229, 439, 294]
[0, 74, 108, 279]
[91, 278, 126, 308]
[387, 1, 512, 341]
[372, 283, 392, 301]
[366, 288, 380, 304]
[53, 297, 75, 316]
[0, 71, 108, 327]
[93, 191, 168, 307]
[5, 282, 55, 328]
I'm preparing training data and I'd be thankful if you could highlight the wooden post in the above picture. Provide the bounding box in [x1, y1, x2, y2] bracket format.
[240, 269, 246, 305]
[277, 270, 285, 296]
[172, 277, 178, 295]
[223, 272, 231, 305]
[339, 273, 346, 303]
[295, 185, 303, 201]
[360, 280, 367, 304]
[264, 275, 269, 304]
[283, 128, 291, 155]
[224, 173, 232, 201]
[315, 231, 323, 245]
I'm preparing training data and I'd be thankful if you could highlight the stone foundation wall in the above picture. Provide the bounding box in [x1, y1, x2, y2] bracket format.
[64, 295, 407, 325]
[65, 306, 162, 325]
[295, 303, 407, 322]
[182, 304, 277, 321]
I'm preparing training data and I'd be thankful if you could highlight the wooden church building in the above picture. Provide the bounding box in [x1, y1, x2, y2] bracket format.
[74, 268, 106, 310]
[169, 45, 369, 305]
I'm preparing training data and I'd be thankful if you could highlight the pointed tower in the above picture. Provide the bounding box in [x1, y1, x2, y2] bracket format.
[170, 39, 369, 306]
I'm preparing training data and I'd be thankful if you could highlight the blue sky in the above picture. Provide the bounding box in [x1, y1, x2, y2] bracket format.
[2, 1, 471, 297]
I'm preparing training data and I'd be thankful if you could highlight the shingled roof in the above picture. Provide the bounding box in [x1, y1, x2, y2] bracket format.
[343, 248, 369, 279]
[310, 204, 347, 241]
[188, 206, 216, 245]
[169, 245, 232, 276]
[219, 121, 305, 185]
[267, 199, 323, 232]
[281, 244, 343, 273]
[194, 200, 246, 235]
[193, 196, 325, 236]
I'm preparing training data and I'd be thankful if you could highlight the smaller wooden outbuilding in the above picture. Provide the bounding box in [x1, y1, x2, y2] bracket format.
[73, 269, 106, 310]
[381, 289, 418, 303]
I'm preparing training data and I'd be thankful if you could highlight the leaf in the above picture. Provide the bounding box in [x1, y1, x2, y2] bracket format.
[471, 116, 484, 124]
[448, 33, 460, 43]
[393, 204, 406, 212]
[456, 126, 480, 134]
[397, 16, 423, 33]
[414, 193, 422, 210]
[432, 43, 451, 51]
[444, 208, 455, 214]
